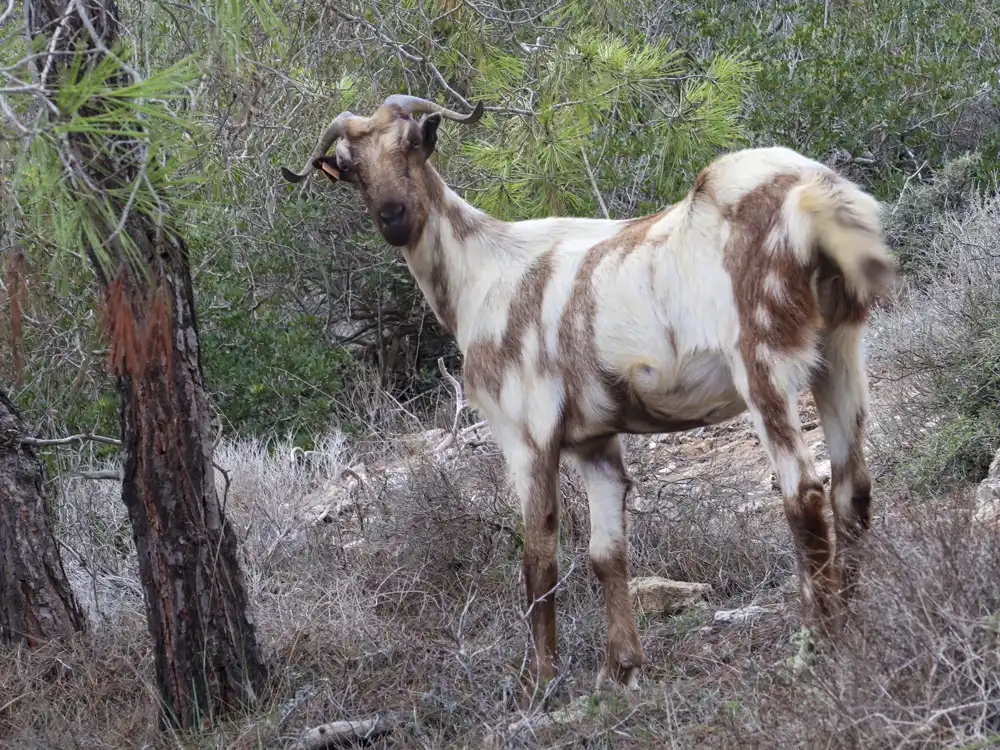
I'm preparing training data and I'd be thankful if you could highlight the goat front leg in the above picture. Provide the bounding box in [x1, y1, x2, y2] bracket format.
[493, 423, 562, 686]
[570, 436, 643, 690]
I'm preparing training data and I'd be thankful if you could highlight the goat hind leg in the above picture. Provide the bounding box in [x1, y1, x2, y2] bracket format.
[812, 324, 873, 612]
[734, 356, 839, 637]
[571, 436, 643, 691]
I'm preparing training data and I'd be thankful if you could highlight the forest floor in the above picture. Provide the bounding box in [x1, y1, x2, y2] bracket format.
[3, 359, 998, 749]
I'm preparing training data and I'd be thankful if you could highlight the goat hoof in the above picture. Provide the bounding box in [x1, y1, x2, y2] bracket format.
[596, 662, 641, 693]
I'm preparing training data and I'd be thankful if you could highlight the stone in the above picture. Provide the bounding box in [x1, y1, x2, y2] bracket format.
[973, 449, 1000, 524]
[507, 696, 590, 733]
[713, 605, 771, 625]
[735, 497, 783, 515]
[629, 576, 710, 616]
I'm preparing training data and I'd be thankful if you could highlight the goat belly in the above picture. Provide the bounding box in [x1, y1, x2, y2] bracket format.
[610, 349, 746, 434]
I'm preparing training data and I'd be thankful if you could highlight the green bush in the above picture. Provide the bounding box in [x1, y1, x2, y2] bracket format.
[872, 158, 1000, 490]
[663, 0, 1000, 198]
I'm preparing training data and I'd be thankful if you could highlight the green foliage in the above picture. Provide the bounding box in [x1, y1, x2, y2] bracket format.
[192, 211, 353, 443]
[907, 413, 1000, 492]
[882, 155, 1000, 491]
[200, 308, 347, 443]
[664, 0, 1000, 198]
[13, 42, 202, 280]
[463, 31, 754, 218]
[882, 153, 981, 279]
[909, 299, 1000, 489]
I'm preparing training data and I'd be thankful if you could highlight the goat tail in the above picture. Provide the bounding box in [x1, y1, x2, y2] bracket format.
[790, 172, 897, 307]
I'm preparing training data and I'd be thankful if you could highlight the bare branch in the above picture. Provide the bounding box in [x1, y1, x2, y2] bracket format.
[581, 145, 610, 220]
[433, 356, 471, 454]
[76, 469, 122, 480]
[327, 6, 473, 109]
[0, 0, 15, 26]
[301, 713, 397, 749]
[14, 432, 122, 447]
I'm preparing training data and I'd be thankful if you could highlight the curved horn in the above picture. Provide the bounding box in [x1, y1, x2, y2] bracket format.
[381, 94, 484, 124]
[279, 112, 356, 183]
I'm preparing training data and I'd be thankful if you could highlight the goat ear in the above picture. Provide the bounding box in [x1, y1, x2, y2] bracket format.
[419, 113, 441, 158]
[312, 156, 341, 183]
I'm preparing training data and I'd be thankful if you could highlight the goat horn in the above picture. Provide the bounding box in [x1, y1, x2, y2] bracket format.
[381, 94, 484, 124]
[279, 111, 356, 183]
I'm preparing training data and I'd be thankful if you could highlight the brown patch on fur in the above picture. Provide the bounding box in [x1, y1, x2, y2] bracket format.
[723, 174, 821, 450]
[464, 248, 557, 398]
[443, 198, 488, 243]
[591, 538, 643, 680]
[427, 236, 457, 335]
[692, 167, 711, 196]
[600, 368, 713, 435]
[556, 211, 667, 438]
[831, 404, 873, 600]
[816, 254, 868, 327]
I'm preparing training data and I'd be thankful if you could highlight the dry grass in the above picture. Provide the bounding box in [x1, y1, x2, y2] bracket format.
[4, 183, 1000, 749]
[10, 426, 998, 749]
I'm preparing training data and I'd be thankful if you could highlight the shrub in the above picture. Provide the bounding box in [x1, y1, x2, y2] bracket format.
[870, 163, 1000, 490]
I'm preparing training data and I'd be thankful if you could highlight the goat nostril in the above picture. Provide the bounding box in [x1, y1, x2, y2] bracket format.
[378, 203, 405, 224]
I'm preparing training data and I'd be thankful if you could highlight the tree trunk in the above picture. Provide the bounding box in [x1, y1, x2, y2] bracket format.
[111, 229, 269, 730]
[25, 0, 268, 729]
[0, 391, 86, 645]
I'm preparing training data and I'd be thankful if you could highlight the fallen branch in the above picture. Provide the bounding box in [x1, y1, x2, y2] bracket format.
[301, 713, 396, 749]
[16, 431, 121, 447]
[76, 470, 122, 481]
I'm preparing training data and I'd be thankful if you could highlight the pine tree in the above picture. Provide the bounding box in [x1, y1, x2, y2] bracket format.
[14, 0, 268, 729]
[0, 390, 86, 646]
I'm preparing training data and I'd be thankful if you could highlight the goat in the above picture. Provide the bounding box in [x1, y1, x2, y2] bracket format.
[280, 94, 896, 691]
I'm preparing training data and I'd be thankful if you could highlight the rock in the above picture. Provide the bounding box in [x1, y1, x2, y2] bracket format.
[629, 576, 710, 616]
[713, 605, 771, 625]
[974, 449, 1000, 524]
[508, 696, 590, 733]
[735, 497, 782, 515]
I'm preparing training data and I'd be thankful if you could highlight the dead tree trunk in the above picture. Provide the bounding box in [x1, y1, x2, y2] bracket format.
[0, 391, 86, 646]
[25, 0, 267, 728]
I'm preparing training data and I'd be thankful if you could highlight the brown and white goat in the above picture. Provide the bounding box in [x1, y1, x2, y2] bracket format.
[281, 95, 895, 690]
